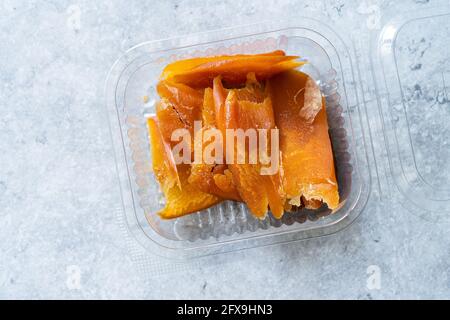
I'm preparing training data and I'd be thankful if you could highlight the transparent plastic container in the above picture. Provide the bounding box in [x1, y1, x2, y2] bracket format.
[105, 4, 450, 258]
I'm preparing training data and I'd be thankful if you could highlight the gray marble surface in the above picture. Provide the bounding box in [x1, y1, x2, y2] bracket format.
[1, 0, 449, 299]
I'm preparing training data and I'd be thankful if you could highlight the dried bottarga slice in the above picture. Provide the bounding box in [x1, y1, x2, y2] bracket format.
[147, 116, 221, 219]
[188, 87, 241, 201]
[213, 76, 285, 219]
[201, 87, 216, 126]
[157, 164, 222, 219]
[147, 116, 180, 190]
[160, 51, 305, 88]
[188, 162, 241, 201]
[269, 70, 339, 210]
[156, 79, 204, 128]
[155, 80, 205, 163]
[155, 99, 189, 147]
[299, 76, 323, 123]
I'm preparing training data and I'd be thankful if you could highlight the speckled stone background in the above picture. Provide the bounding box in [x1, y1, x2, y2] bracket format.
[1, 0, 449, 299]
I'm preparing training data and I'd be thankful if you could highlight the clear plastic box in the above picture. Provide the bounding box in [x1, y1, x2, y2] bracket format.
[105, 4, 450, 258]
